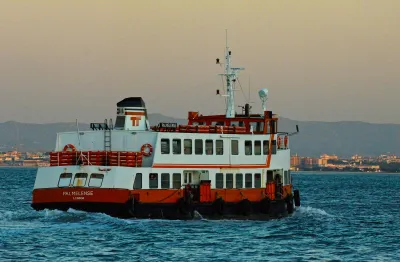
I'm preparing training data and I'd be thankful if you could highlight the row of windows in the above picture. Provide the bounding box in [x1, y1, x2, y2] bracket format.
[134, 173, 184, 189]
[133, 172, 270, 189]
[215, 173, 262, 189]
[160, 139, 277, 156]
[58, 173, 104, 188]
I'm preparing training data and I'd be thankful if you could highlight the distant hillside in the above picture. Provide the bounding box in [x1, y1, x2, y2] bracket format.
[1, 114, 399, 157]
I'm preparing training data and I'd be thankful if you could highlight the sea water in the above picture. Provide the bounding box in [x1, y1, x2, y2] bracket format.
[0, 168, 399, 261]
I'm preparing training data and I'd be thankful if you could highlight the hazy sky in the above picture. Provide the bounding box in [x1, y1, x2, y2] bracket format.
[1, 0, 399, 124]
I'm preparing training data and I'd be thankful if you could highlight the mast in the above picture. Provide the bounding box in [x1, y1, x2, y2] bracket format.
[217, 30, 245, 118]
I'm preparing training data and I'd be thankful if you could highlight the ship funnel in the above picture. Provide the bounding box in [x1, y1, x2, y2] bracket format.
[114, 97, 149, 131]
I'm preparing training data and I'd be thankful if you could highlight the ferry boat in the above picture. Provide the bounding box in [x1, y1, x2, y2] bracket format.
[31, 36, 301, 219]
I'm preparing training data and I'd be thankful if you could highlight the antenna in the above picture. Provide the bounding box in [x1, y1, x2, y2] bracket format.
[215, 30, 245, 118]
[258, 88, 269, 111]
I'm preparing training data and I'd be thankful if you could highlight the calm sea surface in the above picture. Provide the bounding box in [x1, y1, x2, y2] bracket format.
[0, 168, 399, 261]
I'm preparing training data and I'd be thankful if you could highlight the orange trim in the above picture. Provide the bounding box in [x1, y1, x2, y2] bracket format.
[266, 133, 274, 166]
[125, 112, 145, 116]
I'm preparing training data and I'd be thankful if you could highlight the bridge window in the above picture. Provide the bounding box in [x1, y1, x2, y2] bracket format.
[235, 173, 243, 188]
[216, 173, 223, 188]
[254, 141, 261, 155]
[73, 173, 88, 187]
[245, 141, 252, 155]
[161, 173, 170, 189]
[205, 140, 213, 155]
[254, 173, 261, 188]
[226, 173, 233, 189]
[89, 173, 104, 187]
[161, 139, 170, 154]
[173, 139, 181, 154]
[134, 173, 142, 189]
[195, 139, 203, 155]
[216, 140, 223, 155]
[263, 140, 269, 155]
[245, 173, 252, 188]
[173, 173, 181, 189]
[272, 140, 277, 154]
[231, 140, 239, 155]
[149, 173, 158, 188]
[184, 139, 192, 154]
[58, 173, 72, 187]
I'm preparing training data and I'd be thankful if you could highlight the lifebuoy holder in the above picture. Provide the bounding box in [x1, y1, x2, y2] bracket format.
[284, 135, 288, 148]
[141, 143, 153, 157]
[63, 144, 76, 152]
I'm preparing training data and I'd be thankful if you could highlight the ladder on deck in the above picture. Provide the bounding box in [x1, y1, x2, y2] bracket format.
[104, 118, 113, 152]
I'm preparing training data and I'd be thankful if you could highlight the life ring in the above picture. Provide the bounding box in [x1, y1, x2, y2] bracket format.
[277, 136, 282, 149]
[63, 144, 76, 152]
[141, 143, 153, 157]
[284, 135, 288, 148]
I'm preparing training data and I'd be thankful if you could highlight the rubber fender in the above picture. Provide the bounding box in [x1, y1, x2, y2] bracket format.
[260, 197, 270, 214]
[177, 197, 186, 214]
[238, 199, 252, 216]
[294, 189, 300, 207]
[212, 198, 225, 215]
[285, 194, 294, 214]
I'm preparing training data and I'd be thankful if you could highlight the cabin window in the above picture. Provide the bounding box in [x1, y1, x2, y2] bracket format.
[231, 140, 239, 155]
[195, 139, 203, 155]
[226, 173, 233, 189]
[73, 173, 88, 187]
[245, 173, 252, 188]
[134, 173, 142, 189]
[173, 139, 181, 154]
[272, 140, 277, 154]
[161, 139, 170, 154]
[267, 171, 274, 182]
[254, 141, 261, 155]
[288, 170, 292, 184]
[184, 139, 192, 154]
[205, 140, 213, 155]
[263, 140, 269, 155]
[254, 173, 261, 188]
[184, 173, 192, 184]
[173, 173, 181, 189]
[58, 173, 72, 187]
[216, 140, 223, 155]
[89, 173, 104, 187]
[216, 173, 224, 188]
[161, 173, 170, 189]
[235, 173, 243, 188]
[245, 141, 252, 155]
[114, 116, 125, 129]
[149, 173, 158, 188]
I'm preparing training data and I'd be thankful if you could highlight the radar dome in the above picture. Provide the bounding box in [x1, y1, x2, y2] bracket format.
[258, 88, 269, 99]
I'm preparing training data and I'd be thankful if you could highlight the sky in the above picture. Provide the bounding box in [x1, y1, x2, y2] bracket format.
[0, 0, 399, 124]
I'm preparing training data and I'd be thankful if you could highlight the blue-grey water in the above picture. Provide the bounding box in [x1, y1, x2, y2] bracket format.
[0, 168, 399, 261]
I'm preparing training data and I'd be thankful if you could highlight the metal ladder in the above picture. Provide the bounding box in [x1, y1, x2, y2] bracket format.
[104, 118, 113, 155]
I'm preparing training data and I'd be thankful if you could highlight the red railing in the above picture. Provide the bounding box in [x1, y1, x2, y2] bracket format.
[49, 151, 143, 167]
[152, 125, 247, 134]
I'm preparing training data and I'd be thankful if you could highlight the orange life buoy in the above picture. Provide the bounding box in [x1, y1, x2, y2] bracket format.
[284, 135, 288, 148]
[141, 143, 153, 157]
[63, 144, 76, 152]
[277, 136, 282, 149]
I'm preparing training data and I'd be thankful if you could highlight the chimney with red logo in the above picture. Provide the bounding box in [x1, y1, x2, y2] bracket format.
[114, 97, 149, 131]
